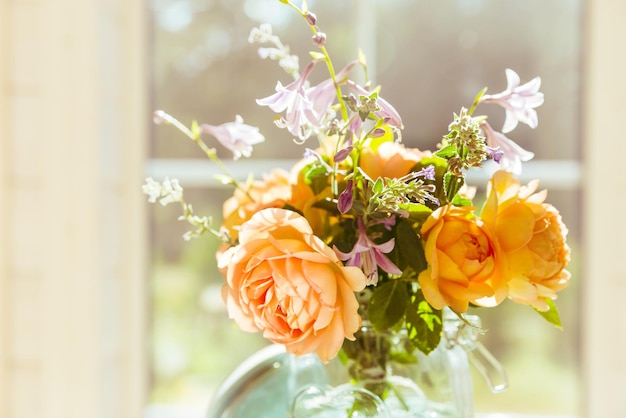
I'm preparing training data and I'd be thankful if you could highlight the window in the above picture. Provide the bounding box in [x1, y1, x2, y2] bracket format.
[146, 1, 582, 416]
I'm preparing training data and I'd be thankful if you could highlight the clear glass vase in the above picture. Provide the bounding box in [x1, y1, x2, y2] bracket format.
[206, 311, 507, 418]
[288, 310, 498, 418]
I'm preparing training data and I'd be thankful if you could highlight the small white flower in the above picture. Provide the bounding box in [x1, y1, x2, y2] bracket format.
[142, 177, 163, 203]
[278, 55, 300, 75]
[248, 23, 274, 44]
[159, 177, 184, 206]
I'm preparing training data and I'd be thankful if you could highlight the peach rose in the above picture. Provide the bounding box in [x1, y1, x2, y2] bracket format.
[359, 141, 428, 180]
[418, 205, 507, 313]
[221, 168, 292, 242]
[219, 208, 367, 362]
[481, 170, 570, 311]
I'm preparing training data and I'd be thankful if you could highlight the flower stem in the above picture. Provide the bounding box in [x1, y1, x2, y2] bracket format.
[158, 112, 254, 200]
[282, 0, 357, 199]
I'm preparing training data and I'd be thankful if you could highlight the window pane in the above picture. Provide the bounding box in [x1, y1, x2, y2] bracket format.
[149, 0, 582, 416]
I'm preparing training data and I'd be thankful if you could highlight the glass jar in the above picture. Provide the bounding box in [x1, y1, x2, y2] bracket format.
[206, 310, 507, 418]
[289, 310, 502, 418]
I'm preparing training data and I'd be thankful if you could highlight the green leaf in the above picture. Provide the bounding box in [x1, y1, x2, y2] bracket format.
[443, 172, 464, 203]
[280, 203, 304, 217]
[393, 218, 427, 273]
[468, 87, 488, 115]
[451, 193, 473, 207]
[309, 51, 325, 60]
[372, 177, 384, 194]
[435, 143, 458, 159]
[358, 48, 367, 67]
[368, 280, 408, 331]
[312, 197, 339, 213]
[405, 291, 443, 354]
[304, 165, 330, 195]
[400, 202, 433, 224]
[534, 299, 563, 329]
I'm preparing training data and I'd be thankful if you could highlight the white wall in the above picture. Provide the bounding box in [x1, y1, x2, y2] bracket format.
[582, 0, 626, 416]
[0, 0, 148, 417]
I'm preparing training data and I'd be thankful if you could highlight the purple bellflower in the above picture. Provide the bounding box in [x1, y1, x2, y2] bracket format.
[481, 68, 544, 133]
[256, 61, 321, 141]
[481, 121, 534, 175]
[334, 217, 402, 285]
[199, 115, 265, 160]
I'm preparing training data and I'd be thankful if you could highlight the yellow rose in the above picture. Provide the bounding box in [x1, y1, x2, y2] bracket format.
[221, 168, 292, 242]
[418, 205, 506, 314]
[219, 208, 367, 362]
[359, 141, 428, 180]
[288, 158, 335, 237]
[481, 170, 570, 311]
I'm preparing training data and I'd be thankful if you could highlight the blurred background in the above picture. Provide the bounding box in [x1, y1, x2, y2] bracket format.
[1, 0, 624, 418]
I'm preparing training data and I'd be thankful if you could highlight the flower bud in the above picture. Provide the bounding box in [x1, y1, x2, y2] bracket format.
[153, 110, 167, 125]
[304, 11, 317, 26]
[334, 146, 353, 163]
[370, 128, 386, 138]
[338, 180, 354, 214]
[312, 32, 326, 48]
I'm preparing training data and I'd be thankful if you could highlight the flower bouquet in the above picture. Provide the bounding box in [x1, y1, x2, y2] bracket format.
[145, 1, 571, 416]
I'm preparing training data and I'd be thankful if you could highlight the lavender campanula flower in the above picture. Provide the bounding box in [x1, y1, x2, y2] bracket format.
[305, 78, 337, 126]
[256, 61, 321, 141]
[417, 165, 436, 181]
[481, 121, 534, 174]
[199, 115, 265, 160]
[334, 218, 402, 285]
[487, 146, 505, 164]
[305, 61, 358, 127]
[481, 68, 544, 133]
[303, 148, 318, 160]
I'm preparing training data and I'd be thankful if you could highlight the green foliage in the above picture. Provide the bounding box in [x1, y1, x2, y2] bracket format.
[304, 163, 331, 195]
[368, 280, 409, 331]
[405, 291, 443, 354]
[368, 282, 444, 355]
[435, 143, 458, 159]
[443, 172, 465, 203]
[451, 192, 473, 207]
[392, 218, 427, 274]
[372, 177, 384, 194]
[534, 299, 563, 329]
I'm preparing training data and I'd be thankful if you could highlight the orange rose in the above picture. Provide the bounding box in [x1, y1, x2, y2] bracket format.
[418, 205, 506, 313]
[359, 141, 427, 180]
[481, 170, 570, 311]
[219, 208, 367, 362]
[288, 158, 335, 237]
[221, 168, 292, 242]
